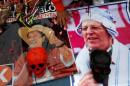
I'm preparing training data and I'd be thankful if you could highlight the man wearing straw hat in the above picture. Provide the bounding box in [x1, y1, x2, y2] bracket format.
[73, 8, 130, 86]
[13, 25, 75, 85]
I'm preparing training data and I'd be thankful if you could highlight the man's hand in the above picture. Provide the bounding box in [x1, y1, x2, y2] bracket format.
[78, 71, 98, 86]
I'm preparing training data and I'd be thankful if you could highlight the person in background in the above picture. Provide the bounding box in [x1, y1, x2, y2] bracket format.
[73, 8, 130, 86]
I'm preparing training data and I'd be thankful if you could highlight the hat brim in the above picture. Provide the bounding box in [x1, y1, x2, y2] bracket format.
[18, 27, 30, 45]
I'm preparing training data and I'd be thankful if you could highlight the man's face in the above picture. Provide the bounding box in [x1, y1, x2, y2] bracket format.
[82, 20, 112, 50]
[27, 31, 43, 48]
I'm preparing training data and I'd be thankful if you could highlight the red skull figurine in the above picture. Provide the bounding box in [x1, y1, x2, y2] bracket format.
[26, 47, 48, 78]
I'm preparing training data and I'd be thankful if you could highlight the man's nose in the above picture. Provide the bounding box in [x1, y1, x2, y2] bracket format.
[86, 27, 94, 35]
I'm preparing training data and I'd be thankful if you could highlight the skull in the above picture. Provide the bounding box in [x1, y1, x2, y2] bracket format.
[26, 47, 48, 78]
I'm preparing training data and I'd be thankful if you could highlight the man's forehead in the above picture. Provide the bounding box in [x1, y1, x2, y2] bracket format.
[82, 20, 103, 27]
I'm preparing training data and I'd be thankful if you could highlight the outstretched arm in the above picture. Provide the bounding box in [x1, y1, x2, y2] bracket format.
[13, 54, 33, 86]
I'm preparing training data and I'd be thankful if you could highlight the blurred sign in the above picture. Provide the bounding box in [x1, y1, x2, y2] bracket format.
[0, 64, 13, 86]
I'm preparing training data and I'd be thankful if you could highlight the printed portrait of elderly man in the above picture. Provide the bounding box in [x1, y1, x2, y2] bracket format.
[13, 25, 76, 86]
[73, 8, 130, 86]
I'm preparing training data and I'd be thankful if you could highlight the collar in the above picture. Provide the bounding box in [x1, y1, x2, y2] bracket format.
[111, 39, 120, 65]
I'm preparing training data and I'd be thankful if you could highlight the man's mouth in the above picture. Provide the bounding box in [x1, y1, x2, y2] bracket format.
[87, 37, 98, 40]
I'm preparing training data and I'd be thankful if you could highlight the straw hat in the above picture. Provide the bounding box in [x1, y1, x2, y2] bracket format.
[18, 25, 63, 46]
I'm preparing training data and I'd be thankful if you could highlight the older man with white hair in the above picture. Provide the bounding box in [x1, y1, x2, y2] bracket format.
[73, 8, 130, 86]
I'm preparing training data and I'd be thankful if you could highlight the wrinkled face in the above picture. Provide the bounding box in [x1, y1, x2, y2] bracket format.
[82, 20, 112, 50]
[28, 55, 47, 78]
[27, 31, 43, 48]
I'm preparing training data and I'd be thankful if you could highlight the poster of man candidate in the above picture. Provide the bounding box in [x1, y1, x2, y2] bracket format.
[0, 0, 77, 85]
[67, 1, 130, 86]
